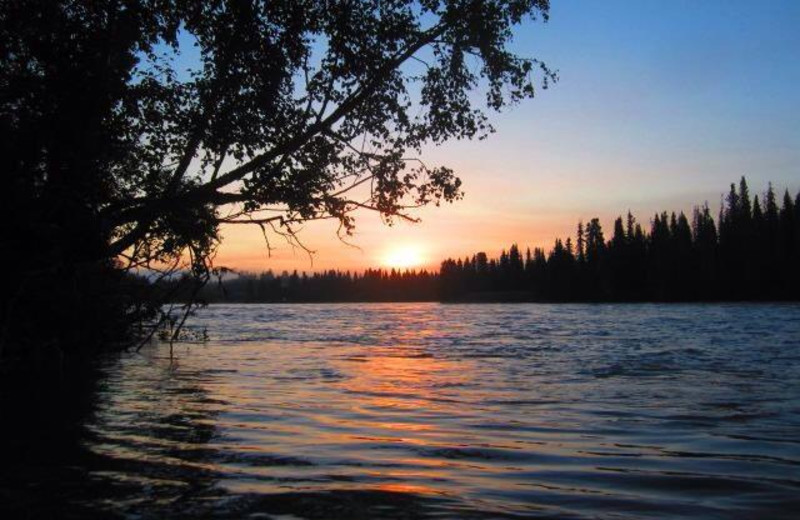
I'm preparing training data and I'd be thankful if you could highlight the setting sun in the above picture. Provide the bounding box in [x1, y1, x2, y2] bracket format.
[382, 245, 425, 270]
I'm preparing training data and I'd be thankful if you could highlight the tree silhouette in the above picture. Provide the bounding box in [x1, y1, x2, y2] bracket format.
[1, 1, 554, 359]
[433, 178, 799, 303]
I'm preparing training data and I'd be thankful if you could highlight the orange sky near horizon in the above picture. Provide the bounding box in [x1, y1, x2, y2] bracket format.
[213, 150, 752, 274]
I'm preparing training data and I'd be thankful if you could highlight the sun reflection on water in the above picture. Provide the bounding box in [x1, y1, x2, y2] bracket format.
[64, 303, 800, 519]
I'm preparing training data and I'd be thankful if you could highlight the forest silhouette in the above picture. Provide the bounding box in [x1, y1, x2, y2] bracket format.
[188, 178, 800, 303]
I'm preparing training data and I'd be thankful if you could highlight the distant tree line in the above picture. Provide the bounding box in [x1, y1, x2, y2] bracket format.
[167, 178, 799, 303]
[441, 177, 800, 301]
[192, 268, 439, 303]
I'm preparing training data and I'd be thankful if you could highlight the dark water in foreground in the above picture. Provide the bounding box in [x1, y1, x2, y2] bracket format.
[4, 303, 800, 519]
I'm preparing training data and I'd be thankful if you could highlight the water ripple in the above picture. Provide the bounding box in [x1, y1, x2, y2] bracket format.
[23, 303, 800, 518]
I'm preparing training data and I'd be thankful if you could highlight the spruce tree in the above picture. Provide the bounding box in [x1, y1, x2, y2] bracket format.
[576, 221, 586, 263]
[739, 176, 752, 221]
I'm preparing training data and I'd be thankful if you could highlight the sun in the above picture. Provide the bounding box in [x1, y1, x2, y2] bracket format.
[382, 245, 425, 270]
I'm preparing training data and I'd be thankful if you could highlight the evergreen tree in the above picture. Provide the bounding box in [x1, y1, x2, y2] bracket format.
[608, 216, 629, 300]
[780, 190, 798, 293]
[584, 218, 606, 299]
[626, 211, 636, 242]
[739, 176, 752, 221]
[672, 212, 693, 299]
[692, 203, 718, 298]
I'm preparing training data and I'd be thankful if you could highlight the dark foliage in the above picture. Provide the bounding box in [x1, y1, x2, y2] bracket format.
[440, 178, 800, 302]
[0, 1, 553, 360]
[185, 268, 440, 303]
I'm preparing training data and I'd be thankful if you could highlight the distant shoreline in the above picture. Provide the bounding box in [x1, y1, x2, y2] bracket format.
[195, 298, 800, 305]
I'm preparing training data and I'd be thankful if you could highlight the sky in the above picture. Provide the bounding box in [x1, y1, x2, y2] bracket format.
[215, 0, 800, 274]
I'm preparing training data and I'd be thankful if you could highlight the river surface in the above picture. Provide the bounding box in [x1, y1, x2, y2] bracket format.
[3, 303, 800, 519]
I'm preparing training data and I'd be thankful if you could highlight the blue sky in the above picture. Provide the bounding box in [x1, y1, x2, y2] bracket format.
[463, 0, 800, 198]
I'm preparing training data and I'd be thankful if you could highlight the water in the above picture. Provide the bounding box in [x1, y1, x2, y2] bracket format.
[4, 303, 800, 518]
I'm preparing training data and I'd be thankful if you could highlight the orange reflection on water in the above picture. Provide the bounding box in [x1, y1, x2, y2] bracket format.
[374, 482, 444, 496]
[340, 350, 470, 413]
[330, 345, 477, 457]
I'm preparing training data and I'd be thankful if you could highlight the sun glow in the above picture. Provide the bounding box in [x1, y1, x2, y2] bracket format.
[382, 245, 425, 270]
